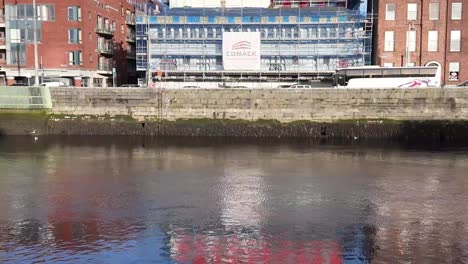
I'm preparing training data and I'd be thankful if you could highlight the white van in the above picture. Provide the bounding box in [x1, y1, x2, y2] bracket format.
[39, 82, 66, 87]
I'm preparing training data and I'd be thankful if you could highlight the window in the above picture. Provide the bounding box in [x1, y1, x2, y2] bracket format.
[386, 4, 396, 20]
[9, 4, 54, 20]
[452, 3, 462, 20]
[429, 3, 439, 20]
[88, 33, 92, 41]
[121, 25, 124, 34]
[27, 28, 41, 42]
[450, 30, 461, 52]
[407, 30, 416, 52]
[9, 28, 20, 43]
[68, 51, 82, 65]
[68, 28, 82, 44]
[449, 62, 460, 81]
[89, 54, 93, 62]
[384, 31, 395, 52]
[9, 43, 26, 65]
[104, 18, 109, 28]
[407, 3, 417, 20]
[112, 21, 116, 31]
[68, 6, 81, 21]
[37, 5, 55, 21]
[428, 31, 438, 52]
[292, 56, 299, 65]
[11, 28, 42, 43]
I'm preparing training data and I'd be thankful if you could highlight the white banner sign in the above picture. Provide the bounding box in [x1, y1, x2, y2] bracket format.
[223, 32, 261, 71]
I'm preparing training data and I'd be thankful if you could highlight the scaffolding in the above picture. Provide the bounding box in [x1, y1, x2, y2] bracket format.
[271, 0, 348, 8]
[136, 2, 373, 83]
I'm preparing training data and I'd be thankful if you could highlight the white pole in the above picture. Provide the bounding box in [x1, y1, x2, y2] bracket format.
[406, 22, 411, 67]
[33, 0, 39, 85]
[146, 11, 150, 87]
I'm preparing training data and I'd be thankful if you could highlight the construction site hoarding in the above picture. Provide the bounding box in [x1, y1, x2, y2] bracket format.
[222, 32, 261, 71]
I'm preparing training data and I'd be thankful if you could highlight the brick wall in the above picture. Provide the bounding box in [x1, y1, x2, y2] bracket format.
[375, 0, 467, 85]
[3, 0, 135, 85]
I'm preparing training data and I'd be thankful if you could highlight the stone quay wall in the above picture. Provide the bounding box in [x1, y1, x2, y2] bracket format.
[49, 87, 468, 122]
[2, 87, 468, 140]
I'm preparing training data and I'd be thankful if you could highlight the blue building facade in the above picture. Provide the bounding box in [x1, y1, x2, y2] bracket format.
[136, 3, 373, 80]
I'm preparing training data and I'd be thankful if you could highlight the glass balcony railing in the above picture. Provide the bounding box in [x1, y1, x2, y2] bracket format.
[126, 15, 135, 25]
[97, 43, 113, 55]
[98, 62, 112, 72]
[95, 24, 114, 36]
[126, 32, 135, 42]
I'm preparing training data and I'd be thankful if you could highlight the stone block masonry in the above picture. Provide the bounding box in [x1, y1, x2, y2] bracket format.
[49, 88, 468, 122]
[2, 87, 468, 141]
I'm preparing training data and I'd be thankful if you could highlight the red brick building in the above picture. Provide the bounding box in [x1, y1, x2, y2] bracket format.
[0, 0, 137, 87]
[375, 0, 467, 85]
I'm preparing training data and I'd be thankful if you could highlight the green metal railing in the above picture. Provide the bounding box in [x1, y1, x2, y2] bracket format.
[0, 86, 52, 109]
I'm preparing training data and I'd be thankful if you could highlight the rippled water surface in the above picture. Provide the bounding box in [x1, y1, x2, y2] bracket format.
[1, 137, 468, 264]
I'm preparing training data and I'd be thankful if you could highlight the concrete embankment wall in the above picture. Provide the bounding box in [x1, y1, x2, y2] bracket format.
[1, 87, 468, 140]
[49, 87, 468, 121]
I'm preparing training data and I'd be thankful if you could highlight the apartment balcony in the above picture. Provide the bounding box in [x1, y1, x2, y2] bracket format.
[0, 38, 5, 49]
[0, 16, 4, 27]
[126, 50, 136, 59]
[97, 62, 113, 74]
[97, 43, 114, 55]
[126, 15, 135, 26]
[95, 24, 114, 36]
[126, 33, 135, 43]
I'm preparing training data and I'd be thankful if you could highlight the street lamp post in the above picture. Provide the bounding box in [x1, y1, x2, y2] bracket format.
[406, 21, 412, 67]
[32, 0, 39, 85]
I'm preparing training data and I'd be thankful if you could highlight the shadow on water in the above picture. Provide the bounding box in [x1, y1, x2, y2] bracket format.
[2, 135, 468, 154]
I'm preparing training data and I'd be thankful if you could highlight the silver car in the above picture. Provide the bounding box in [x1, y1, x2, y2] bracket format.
[289, 84, 313, 89]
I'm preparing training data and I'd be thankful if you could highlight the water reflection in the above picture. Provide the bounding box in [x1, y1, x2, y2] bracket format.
[0, 136, 468, 263]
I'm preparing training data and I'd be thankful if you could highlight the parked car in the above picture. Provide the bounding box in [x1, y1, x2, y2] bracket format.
[39, 82, 65, 87]
[277, 84, 292, 88]
[119, 84, 140, 88]
[10, 83, 28, 86]
[218, 83, 247, 89]
[183, 85, 200, 88]
[289, 84, 314, 89]
[457, 81, 468, 87]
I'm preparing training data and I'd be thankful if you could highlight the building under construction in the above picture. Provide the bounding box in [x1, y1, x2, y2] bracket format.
[136, 0, 374, 84]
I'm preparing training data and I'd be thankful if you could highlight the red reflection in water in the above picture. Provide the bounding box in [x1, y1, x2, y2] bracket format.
[171, 232, 342, 264]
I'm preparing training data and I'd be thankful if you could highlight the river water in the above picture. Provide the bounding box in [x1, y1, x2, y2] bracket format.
[1, 136, 468, 264]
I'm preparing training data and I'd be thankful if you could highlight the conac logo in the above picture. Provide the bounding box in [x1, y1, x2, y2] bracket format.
[226, 40, 256, 57]
[232, 41, 252, 50]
